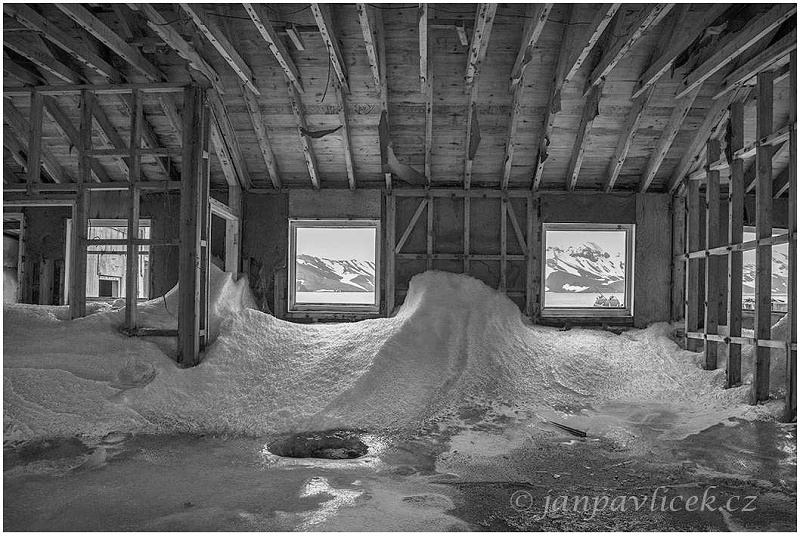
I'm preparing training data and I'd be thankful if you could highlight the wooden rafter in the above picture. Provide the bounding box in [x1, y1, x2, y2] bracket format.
[179, 4, 260, 95]
[207, 90, 252, 190]
[502, 4, 552, 189]
[714, 29, 797, 100]
[425, 57, 433, 185]
[531, 4, 576, 190]
[676, 4, 797, 99]
[310, 3, 349, 92]
[508, 4, 553, 92]
[91, 99, 132, 180]
[2, 52, 45, 86]
[42, 96, 109, 182]
[356, 3, 381, 90]
[419, 3, 428, 93]
[464, 4, 497, 87]
[603, 4, 688, 192]
[584, 4, 674, 96]
[3, 34, 81, 84]
[130, 3, 223, 93]
[286, 82, 320, 189]
[334, 82, 356, 190]
[4, 131, 28, 171]
[773, 166, 791, 198]
[242, 90, 281, 189]
[563, 4, 621, 85]
[637, 86, 701, 192]
[285, 24, 306, 51]
[631, 4, 728, 99]
[566, 82, 604, 191]
[745, 141, 790, 193]
[374, 7, 391, 188]
[209, 121, 239, 188]
[243, 3, 304, 93]
[3, 97, 67, 183]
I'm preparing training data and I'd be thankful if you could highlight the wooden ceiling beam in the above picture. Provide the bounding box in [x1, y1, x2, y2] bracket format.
[424, 57, 433, 185]
[3, 34, 82, 84]
[356, 3, 381, 91]
[419, 4, 428, 93]
[4, 131, 29, 171]
[42, 96, 110, 183]
[57, 4, 163, 82]
[773, 166, 791, 198]
[179, 4, 260, 95]
[286, 82, 320, 189]
[508, 4, 553, 92]
[464, 3, 497, 87]
[563, 4, 621, 85]
[91, 99, 133, 180]
[2, 52, 45, 86]
[584, 4, 674, 96]
[531, 4, 577, 190]
[335, 82, 356, 190]
[4, 4, 123, 82]
[310, 4, 349, 93]
[676, 4, 796, 99]
[745, 142, 790, 193]
[209, 121, 239, 188]
[603, 4, 688, 192]
[714, 28, 797, 100]
[130, 3, 223, 93]
[243, 3, 304, 94]
[566, 82, 604, 191]
[285, 24, 306, 51]
[502, 3, 552, 189]
[208, 90, 252, 190]
[631, 4, 728, 99]
[242, 90, 281, 189]
[372, 6, 391, 188]
[4, 97, 68, 183]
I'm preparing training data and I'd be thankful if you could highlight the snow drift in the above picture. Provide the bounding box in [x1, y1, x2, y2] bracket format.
[3, 269, 784, 445]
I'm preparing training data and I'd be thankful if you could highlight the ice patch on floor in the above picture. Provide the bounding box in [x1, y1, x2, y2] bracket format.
[3, 270, 782, 446]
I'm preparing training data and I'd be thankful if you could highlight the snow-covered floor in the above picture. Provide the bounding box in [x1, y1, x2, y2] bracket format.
[3, 269, 796, 530]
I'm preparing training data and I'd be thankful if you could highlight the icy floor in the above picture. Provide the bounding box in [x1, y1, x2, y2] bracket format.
[3, 269, 796, 530]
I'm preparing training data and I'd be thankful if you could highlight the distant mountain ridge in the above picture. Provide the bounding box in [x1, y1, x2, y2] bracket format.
[743, 251, 789, 294]
[545, 242, 625, 293]
[296, 254, 375, 292]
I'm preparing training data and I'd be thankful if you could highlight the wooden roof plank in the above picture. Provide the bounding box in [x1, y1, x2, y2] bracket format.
[208, 90, 252, 190]
[356, 3, 381, 90]
[419, 3, 428, 93]
[335, 82, 356, 190]
[509, 4, 553, 92]
[676, 4, 797, 99]
[90, 99, 132, 180]
[286, 82, 320, 189]
[310, 3, 349, 93]
[242, 90, 281, 189]
[3, 34, 81, 84]
[179, 4, 260, 95]
[465, 3, 497, 87]
[585, 4, 674, 95]
[566, 82, 604, 191]
[563, 4, 621, 85]
[243, 4, 303, 94]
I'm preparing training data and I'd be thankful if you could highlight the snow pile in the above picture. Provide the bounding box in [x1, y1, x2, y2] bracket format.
[3, 270, 783, 445]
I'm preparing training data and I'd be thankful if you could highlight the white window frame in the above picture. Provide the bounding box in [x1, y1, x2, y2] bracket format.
[540, 222, 635, 318]
[288, 218, 381, 314]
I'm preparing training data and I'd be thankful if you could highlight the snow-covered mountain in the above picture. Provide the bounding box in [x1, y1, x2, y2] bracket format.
[295, 254, 375, 292]
[545, 242, 625, 293]
[742, 250, 789, 294]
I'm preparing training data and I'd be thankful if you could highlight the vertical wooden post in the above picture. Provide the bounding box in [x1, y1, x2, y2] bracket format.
[199, 110, 211, 350]
[26, 91, 43, 192]
[685, 179, 701, 351]
[525, 194, 538, 319]
[38, 258, 53, 305]
[786, 51, 797, 419]
[500, 197, 507, 291]
[385, 191, 396, 315]
[753, 70, 774, 403]
[704, 139, 721, 369]
[463, 195, 470, 275]
[178, 86, 205, 367]
[226, 184, 242, 277]
[727, 100, 745, 387]
[16, 214, 27, 303]
[125, 90, 143, 331]
[671, 195, 686, 321]
[70, 90, 92, 319]
[426, 195, 433, 270]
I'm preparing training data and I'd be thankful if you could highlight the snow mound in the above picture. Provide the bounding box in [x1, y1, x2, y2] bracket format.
[3, 270, 782, 445]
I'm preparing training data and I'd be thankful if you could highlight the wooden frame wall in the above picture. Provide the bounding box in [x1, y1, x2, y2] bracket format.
[678, 63, 796, 416]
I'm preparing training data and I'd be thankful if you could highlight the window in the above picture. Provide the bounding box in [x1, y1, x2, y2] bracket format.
[541, 223, 635, 317]
[742, 227, 789, 312]
[288, 219, 380, 313]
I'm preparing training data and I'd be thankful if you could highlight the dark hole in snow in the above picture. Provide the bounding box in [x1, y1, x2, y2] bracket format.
[266, 429, 368, 459]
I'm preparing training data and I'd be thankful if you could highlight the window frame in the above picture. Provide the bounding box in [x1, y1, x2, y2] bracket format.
[287, 218, 381, 314]
[540, 222, 635, 318]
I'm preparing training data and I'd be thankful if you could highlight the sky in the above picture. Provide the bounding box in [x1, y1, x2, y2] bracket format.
[296, 227, 376, 261]
[546, 230, 626, 257]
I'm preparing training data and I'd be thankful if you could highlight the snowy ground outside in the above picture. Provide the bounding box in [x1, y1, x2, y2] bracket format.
[3, 268, 796, 530]
[296, 291, 375, 304]
[545, 292, 625, 308]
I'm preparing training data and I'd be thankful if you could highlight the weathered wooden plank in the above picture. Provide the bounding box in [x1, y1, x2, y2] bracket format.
[425, 56, 433, 185]
[4, 97, 67, 184]
[310, 3, 349, 92]
[715, 29, 797, 100]
[285, 24, 305, 51]
[3, 34, 80, 83]
[180, 4, 259, 94]
[787, 50, 797, 419]
[677, 4, 797, 99]
[464, 4, 497, 87]
[286, 82, 320, 189]
[242, 90, 281, 189]
[506, 199, 527, 251]
[509, 4, 553, 91]
[525, 196, 538, 318]
[704, 139, 721, 370]
[426, 196, 434, 271]
[566, 82, 604, 191]
[563, 4, 621, 84]
[90, 100, 131, 179]
[25, 92, 44, 189]
[373, 7, 391, 189]
[585, 4, 674, 95]
[43, 98, 109, 183]
[419, 3, 428, 93]
[395, 198, 428, 254]
[671, 195, 686, 321]
[631, 4, 728, 99]
[500, 198, 507, 291]
[463, 85, 480, 189]
[225, 184, 242, 277]
[243, 3, 304, 93]
[335, 83, 356, 190]
[207, 90, 252, 189]
[385, 193, 396, 314]
[603, 86, 654, 192]
[463, 196, 470, 275]
[124, 90, 142, 330]
[356, 3, 381, 89]
[685, 180, 702, 352]
[727, 100, 745, 387]
[753, 70, 774, 403]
